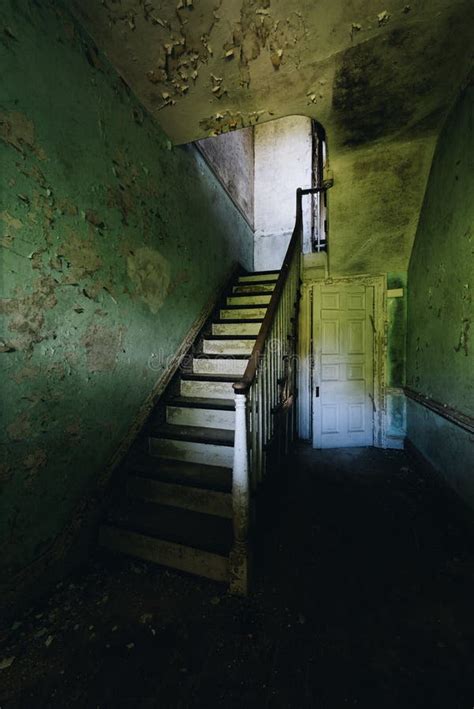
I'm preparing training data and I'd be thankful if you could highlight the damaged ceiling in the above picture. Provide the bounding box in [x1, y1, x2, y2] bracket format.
[70, 0, 472, 146]
[69, 0, 473, 274]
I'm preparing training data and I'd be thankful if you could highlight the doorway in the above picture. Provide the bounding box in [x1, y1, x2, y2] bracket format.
[298, 275, 385, 448]
[313, 283, 375, 448]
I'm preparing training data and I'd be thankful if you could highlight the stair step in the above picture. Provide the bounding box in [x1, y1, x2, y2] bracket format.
[203, 337, 255, 356]
[192, 356, 248, 376]
[227, 293, 272, 306]
[127, 476, 232, 518]
[166, 398, 235, 430]
[238, 271, 279, 283]
[105, 500, 233, 556]
[212, 320, 262, 336]
[149, 424, 234, 467]
[100, 519, 230, 582]
[180, 375, 237, 400]
[127, 453, 232, 492]
[166, 396, 234, 410]
[149, 423, 234, 446]
[220, 306, 268, 320]
[232, 282, 276, 294]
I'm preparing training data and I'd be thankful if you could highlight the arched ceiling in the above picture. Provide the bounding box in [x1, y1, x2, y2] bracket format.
[70, 0, 473, 274]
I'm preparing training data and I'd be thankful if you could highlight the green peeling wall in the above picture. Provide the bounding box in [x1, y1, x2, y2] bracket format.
[406, 82, 474, 507]
[0, 0, 253, 590]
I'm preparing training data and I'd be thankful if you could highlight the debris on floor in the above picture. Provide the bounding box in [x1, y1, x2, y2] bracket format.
[1, 446, 474, 708]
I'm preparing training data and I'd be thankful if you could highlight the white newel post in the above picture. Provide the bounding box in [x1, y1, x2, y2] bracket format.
[229, 392, 250, 594]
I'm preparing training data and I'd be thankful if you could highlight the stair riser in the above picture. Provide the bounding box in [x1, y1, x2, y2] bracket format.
[220, 307, 267, 320]
[233, 284, 275, 294]
[127, 477, 232, 517]
[203, 339, 255, 356]
[150, 437, 234, 468]
[239, 273, 279, 283]
[180, 379, 235, 399]
[99, 526, 229, 582]
[227, 295, 271, 306]
[212, 322, 261, 336]
[166, 405, 235, 431]
[192, 358, 247, 376]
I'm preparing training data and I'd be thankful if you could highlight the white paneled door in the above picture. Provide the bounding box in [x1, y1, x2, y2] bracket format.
[313, 284, 374, 448]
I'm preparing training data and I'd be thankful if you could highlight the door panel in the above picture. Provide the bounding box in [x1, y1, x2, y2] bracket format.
[313, 284, 374, 448]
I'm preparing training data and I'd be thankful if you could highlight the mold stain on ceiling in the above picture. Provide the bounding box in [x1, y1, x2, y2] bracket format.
[69, 0, 473, 274]
[69, 0, 472, 146]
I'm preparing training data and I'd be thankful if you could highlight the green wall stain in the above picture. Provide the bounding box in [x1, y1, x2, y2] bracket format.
[0, 0, 252, 583]
[406, 83, 473, 416]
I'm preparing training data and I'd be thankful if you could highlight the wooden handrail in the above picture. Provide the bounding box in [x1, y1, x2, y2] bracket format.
[233, 187, 326, 395]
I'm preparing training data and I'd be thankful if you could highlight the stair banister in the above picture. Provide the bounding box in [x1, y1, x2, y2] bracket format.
[229, 186, 327, 594]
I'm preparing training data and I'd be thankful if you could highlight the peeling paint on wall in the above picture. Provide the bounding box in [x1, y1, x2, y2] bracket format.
[407, 82, 473, 417]
[0, 0, 253, 594]
[127, 247, 171, 314]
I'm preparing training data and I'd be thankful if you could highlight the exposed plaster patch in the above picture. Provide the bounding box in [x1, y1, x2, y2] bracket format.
[65, 420, 82, 438]
[0, 276, 58, 351]
[58, 232, 102, 281]
[0, 463, 12, 485]
[0, 111, 46, 159]
[127, 246, 171, 314]
[200, 108, 269, 136]
[12, 366, 40, 384]
[7, 413, 31, 441]
[1, 210, 23, 231]
[22, 448, 48, 475]
[82, 324, 123, 372]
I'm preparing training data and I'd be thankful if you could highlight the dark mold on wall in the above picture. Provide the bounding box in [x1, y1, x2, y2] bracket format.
[0, 0, 252, 601]
[332, 31, 415, 146]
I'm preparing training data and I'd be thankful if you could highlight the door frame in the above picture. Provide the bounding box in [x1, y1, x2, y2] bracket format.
[298, 274, 386, 448]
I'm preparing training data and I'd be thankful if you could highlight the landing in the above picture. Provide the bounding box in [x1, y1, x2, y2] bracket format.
[2, 445, 474, 707]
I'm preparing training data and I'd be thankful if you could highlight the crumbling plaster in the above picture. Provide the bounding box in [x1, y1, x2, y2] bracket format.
[406, 82, 473, 509]
[71, 0, 473, 274]
[0, 0, 252, 589]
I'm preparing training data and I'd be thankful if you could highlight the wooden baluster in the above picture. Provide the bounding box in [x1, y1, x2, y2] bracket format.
[250, 383, 257, 493]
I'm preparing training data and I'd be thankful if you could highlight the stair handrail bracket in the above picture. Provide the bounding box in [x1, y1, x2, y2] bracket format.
[229, 186, 326, 594]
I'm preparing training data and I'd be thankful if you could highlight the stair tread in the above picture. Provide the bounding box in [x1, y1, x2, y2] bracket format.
[236, 279, 278, 284]
[150, 422, 235, 446]
[106, 499, 232, 555]
[127, 452, 232, 492]
[193, 353, 250, 360]
[242, 269, 280, 275]
[166, 396, 235, 410]
[228, 291, 273, 297]
[205, 335, 257, 341]
[180, 373, 241, 383]
[213, 318, 264, 324]
[220, 302, 268, 310]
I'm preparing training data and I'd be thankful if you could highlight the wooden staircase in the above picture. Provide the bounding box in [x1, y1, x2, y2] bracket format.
[99, 270, 280, 584]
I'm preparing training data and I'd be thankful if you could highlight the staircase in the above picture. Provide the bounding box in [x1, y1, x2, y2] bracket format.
[99, 269, 280, 585]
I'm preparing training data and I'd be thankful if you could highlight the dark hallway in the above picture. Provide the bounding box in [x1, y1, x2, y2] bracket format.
[2, 445, 474, 708]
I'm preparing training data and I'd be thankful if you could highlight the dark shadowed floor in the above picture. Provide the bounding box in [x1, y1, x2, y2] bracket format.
[1, 444, 474, 708]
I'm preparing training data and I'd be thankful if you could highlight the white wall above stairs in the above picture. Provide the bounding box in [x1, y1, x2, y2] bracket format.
[254, 116, 313, 271]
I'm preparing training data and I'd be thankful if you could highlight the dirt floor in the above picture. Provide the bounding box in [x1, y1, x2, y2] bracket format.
[1, 445, 474, 708]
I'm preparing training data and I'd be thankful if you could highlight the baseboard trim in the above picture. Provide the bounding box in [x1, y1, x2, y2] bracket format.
[404, 386, 474, 434]
[405, 437, 474, 538]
